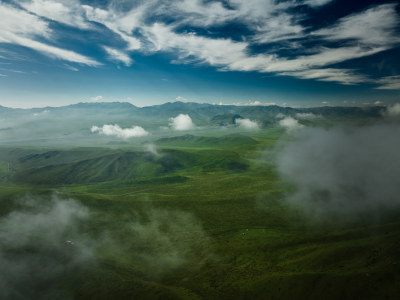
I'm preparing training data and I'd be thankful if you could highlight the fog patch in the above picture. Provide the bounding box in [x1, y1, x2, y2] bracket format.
[169, 114, 195, 131]
[235, 118, 259, 130]
[91, 124, 148, 138]
[0, 195, 94, 299]
[143, 143, 160, 156]
[0, 193, 213, 296]
[279, 116, 304, 132]
[119, 208, 212, 278]
[386, 103, 400, 117]
[276, 123, 400, 220]
[295, 112, 321, 120]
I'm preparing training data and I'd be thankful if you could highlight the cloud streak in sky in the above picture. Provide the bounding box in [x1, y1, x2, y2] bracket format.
[0, 2, 100, 66]
[1, 1, 399, 87]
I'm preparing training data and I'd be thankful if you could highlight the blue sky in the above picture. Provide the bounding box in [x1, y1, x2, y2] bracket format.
[0, 0, 399, 108]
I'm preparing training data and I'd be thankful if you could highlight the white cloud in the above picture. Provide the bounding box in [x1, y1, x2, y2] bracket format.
[279, 68, 369, 85]
[176, 96, 187, 101]
[91, 124, 149, 138]
[169, 114, 195, 131]
[386, 103, 400, 117]
[235, 118, 260, 130]
[144, 143, 159, 156]
[20, 0, 90, 30]
[313, 4, 400, 47]
[234, 100, 277, 106]
[64, 64, 79, 71]
[375, 76, 400, 90]
[90, 95, 103, 102]
[279, 117, 304, 132]
[103, 46, 133, 66]
[303, 0, 333, 7]
[0, 2, 100, 66]
[2, 0, 399, 88]
[295, 113, 321, 120]
[83, 4, 143, 50]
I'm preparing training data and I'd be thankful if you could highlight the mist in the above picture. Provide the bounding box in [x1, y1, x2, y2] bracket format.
[0, 195, 93, 299]
[0, 194, 212, 297]
[276, 120, 400, 220]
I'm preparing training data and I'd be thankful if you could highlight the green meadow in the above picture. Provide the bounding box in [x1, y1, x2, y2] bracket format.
[0, 126, 399, 299]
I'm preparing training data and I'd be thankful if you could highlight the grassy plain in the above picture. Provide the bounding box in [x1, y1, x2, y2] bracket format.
[0, 126, 399, 299]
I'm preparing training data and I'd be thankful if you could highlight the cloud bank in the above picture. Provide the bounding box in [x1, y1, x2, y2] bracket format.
[91, 124, 148, 138]
[276, 122, 400, 219]
[169, 114, 195, 131]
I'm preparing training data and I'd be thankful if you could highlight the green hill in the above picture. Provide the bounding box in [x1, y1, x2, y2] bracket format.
[155, 134, 259, 148]
[12, 148, 249, 185]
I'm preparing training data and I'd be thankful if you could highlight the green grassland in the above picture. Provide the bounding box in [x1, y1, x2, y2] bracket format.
[0, 126, 399, 299]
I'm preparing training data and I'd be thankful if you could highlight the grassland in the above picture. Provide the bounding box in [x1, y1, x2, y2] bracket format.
[0, 126, 399, 299]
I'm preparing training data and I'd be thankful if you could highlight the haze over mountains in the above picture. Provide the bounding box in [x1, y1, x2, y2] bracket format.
[0, 101, 384, 145]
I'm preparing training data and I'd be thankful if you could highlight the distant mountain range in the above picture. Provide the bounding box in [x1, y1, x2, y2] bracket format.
[0, 101, 385, 145]
[0, 101, 384, 122]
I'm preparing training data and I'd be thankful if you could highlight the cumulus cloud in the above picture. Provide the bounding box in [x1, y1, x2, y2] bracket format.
[91, 124, 148, 138]
[169, 114, 195, 131]
[0, 195, 93, 299]
[235, 118, 260, 130]
[279, 116, 304, 132]
[276, 122, 400, 220]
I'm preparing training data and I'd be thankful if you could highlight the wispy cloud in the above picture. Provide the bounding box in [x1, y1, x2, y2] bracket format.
[103, 46, 133, 66]
[375, 75, 400, 90]
[0, 2, 100, 66]
[313, 4, 400, 47]
[279, 68, 369, 85]
[1, 1, 399, 87]
[20, 0, 91, 30]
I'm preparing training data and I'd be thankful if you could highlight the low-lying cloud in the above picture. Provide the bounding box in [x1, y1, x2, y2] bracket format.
[0, 195, 93, 299]
[143, 143, 160, 156]
[120, 208, 211, 278]
[235, 118, 260, 130]
[0, 194, 212, 297]
[295, 112, 321, 120]
[169, 114, 195, 131]
[386, 103, 400, 117]
[279, 116, 304, 132]
[91, 124, 149, 138]
[276, 122, 400, 219]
